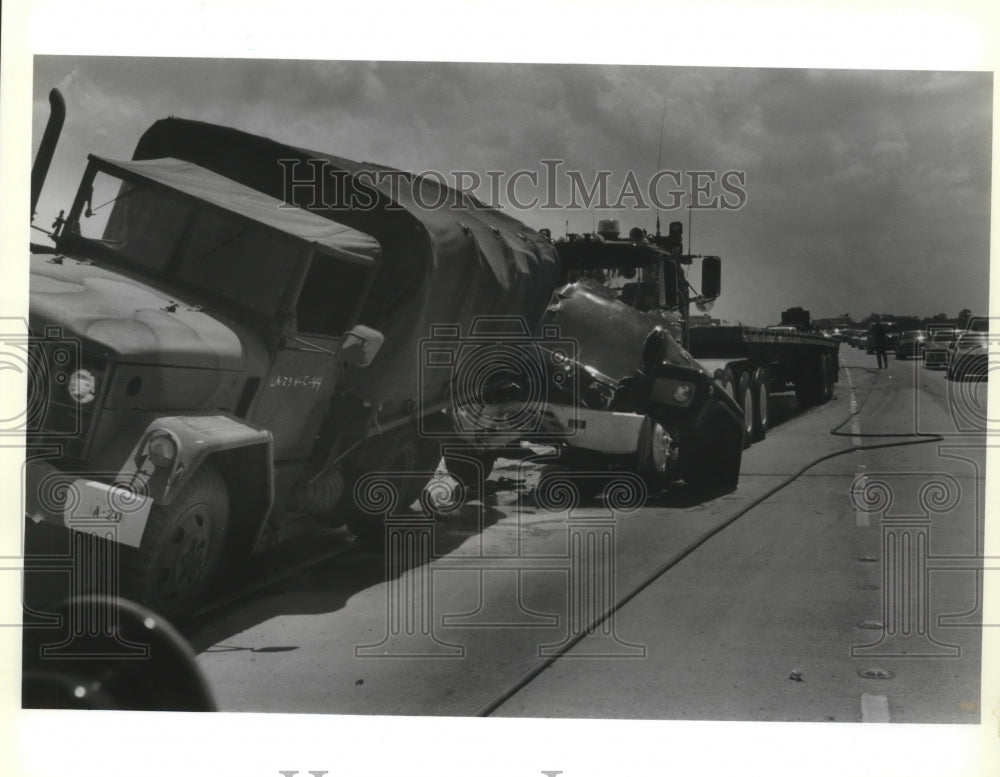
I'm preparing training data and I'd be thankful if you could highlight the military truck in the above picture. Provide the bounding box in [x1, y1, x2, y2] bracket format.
[25, 90, 558, 617]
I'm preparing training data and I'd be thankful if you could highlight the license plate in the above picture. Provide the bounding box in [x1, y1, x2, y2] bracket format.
[64, 479, 152, 548]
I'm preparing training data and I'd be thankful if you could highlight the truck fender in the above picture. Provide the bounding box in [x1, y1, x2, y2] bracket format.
[120, 415, 274, 548]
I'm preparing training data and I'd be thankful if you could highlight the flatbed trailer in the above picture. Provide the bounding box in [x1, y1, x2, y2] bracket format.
[689, 325, 841, 443]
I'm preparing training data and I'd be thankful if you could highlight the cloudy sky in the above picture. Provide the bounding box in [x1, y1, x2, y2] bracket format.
[31, 57, 992, 326]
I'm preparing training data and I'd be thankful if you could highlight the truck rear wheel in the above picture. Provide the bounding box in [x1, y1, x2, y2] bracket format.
[718, 368, 736, 401]
[737, 373, 754, 448]
[345, 425, 441, 539]
[751, 368, 769, 442]
[443, 450, 497, 497]
[795, 353, 834, 407]
[120, 463, 229, 621]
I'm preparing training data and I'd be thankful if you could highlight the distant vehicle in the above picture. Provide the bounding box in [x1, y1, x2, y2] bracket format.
[947, 319, 990, 381]
[895, 330, 927, 360]
[866, 321, 901, 354]
[850, 329, 868, 348]
[765, 325, 801, 334]
[924, 328, 959, 369]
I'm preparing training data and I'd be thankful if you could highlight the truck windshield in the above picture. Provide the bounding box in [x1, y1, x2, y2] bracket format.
[87, 173, 302, 318]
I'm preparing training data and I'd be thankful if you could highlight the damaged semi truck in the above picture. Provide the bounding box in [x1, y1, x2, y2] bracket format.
[447, 220, 840, 494]
[24, 90, 834, 619]
[25, 90, 559, 617]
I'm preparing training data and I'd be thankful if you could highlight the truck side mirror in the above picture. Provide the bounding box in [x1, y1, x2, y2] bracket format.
[341, 324, 384, 367]
[701, 255, 721, 299]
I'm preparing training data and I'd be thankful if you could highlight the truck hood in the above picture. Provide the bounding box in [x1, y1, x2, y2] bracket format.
[29, 254, 244, 370]
[543, 279, 707, 382]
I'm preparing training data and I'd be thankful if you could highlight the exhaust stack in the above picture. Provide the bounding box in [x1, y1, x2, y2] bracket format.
[31, 88, 66, 221]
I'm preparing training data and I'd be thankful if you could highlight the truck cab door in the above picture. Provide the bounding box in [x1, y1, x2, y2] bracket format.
[249, 334, 344, 461]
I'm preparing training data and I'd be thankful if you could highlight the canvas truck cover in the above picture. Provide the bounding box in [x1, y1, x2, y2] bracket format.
[97, 156, 382, 266]
[131, 119, 562, 421]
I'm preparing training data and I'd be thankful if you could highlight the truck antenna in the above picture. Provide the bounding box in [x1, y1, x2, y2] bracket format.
[655, 99, 667, 237]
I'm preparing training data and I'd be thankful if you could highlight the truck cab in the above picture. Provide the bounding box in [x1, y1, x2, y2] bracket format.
[28, 153, 384, 617]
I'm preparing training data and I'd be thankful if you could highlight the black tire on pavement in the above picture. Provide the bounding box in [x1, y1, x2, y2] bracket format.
[819, 352, 834, 404]
[681, 410, 742, 493]
[442, 449, 497, 497]
[346, 426, 436, 539]
[119, 463, 229, 621]
[631, 414, 673, 492]
[717, 367, 736, 402]
[750, 367, 769, 442]
[737, 372, 753, 448]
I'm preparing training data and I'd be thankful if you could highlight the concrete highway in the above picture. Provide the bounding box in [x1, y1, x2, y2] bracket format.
[185, 345, 987, 723]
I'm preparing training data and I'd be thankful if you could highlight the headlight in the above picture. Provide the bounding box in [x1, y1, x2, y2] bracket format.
[147, 433, 178, 468]
[672, 383, 694, 404]
[649, 377, 696, 407]
[67, 369, 97, 404]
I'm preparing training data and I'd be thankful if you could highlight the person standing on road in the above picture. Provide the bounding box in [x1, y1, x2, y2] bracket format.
[871, 319, 889, 369]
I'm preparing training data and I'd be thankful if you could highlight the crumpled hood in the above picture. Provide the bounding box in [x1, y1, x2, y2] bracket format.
[543, 278, 706, 382]
[29, 254, 244, 370]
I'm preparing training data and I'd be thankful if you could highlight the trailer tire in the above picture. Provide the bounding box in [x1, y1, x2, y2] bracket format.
[120, 463, 229, 621]
[737, 372, 754, 448]
[751, 368, 769, 442]
[717, 367, 736, 401]
[819, 353, 835, 404]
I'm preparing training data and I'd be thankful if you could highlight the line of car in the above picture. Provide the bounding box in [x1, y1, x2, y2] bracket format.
[828, 323, 990, 380]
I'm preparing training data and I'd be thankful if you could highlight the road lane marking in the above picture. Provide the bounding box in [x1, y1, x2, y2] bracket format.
[861, 693, 891, 722]
[842, 363, 870, 526]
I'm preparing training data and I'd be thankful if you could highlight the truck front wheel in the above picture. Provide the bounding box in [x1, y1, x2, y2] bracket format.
[120, 463, 229, 621]
[631, 415, 676, 492]
[681, 410, 742, 493]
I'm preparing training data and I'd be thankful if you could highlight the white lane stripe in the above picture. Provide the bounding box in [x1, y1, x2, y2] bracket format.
[842, 362, 863, 446]
[843, 362, 871, 525]
[855, 475, 870, 528]
[861, 693, 891, 722]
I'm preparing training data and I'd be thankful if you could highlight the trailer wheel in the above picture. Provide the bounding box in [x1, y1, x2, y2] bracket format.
[795, 353, 833, 407]
[120, 463, 229, 621]
[818, 353, 834, 404]
[717, 367, 736, 401]
[737, 373, 754, 448]
[751, 368, 769, 442]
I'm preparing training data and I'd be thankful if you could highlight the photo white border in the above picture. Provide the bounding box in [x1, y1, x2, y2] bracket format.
[2, 2, 997, 776]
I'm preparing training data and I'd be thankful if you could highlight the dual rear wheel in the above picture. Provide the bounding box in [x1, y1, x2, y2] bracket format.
[721, 367, 769, 447]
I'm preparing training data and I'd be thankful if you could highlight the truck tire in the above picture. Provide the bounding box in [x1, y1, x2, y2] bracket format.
[631, 415, 674, 492]
[345, 425, 441, 539]
[795, 353, 833, 407]
[818, 353, 835, 403]
[751, 368, 769, 442]
[736, 372, 754, 448]
[443, 450, 497, 497]
[120, 463, 229, 621]
[681, 409, 742, 493]
[717, 367, 736, 401]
